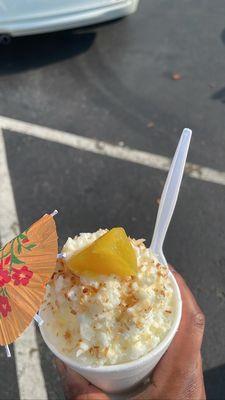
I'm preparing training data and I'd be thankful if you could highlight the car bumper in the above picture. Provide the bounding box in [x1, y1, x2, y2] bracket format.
[0, 0, 139, 37]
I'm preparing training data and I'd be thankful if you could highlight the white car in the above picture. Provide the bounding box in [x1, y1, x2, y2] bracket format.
[0, 0, 139, 38]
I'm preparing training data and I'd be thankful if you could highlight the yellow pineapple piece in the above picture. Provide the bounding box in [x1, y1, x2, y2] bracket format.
[66, 228, 137, 277]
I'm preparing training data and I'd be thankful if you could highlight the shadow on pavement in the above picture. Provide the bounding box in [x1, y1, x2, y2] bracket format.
[211, 87, 225, 104]
[211, 28, 225, 103]
[220, 27, 225, 46]
[0, 30, 96, 75]
[211, 87, 225, 103]
[204, 364, 225, 400]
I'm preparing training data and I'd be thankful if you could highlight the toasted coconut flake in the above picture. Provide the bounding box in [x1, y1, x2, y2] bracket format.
[43, 230, 174, 366]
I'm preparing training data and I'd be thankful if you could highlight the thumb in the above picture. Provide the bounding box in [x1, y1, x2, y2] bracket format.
[54, 358, 109, 400]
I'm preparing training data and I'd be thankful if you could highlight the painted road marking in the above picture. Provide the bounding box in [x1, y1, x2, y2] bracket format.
[0, 116, 225, 185]
[0, 115, 225, 186]
[0, 129, 48, 400]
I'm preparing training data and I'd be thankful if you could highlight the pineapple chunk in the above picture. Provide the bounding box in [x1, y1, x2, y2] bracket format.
[66, 228, 137, 277]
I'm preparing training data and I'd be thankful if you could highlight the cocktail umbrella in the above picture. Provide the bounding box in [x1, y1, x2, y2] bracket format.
[0, 211, 58, 356]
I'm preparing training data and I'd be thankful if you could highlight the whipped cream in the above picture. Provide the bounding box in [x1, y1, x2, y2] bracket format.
[42, 230, 175, 366]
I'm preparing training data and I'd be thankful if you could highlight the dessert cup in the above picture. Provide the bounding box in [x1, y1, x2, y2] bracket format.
[40, 271, 182, 394]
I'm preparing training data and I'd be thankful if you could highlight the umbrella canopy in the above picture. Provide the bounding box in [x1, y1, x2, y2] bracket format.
[0, 213, 58, 346]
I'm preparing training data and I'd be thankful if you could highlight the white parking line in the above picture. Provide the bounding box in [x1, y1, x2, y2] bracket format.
[0, 129, 48, 400]
[0, 115, 225, 186]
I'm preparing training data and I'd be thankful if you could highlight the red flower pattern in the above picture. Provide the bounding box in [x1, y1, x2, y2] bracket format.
[0, 233, 36, 319]
[0, 296, 11, 318]
[12, 266, 33, 286]
[0, 255, 11, 269]
[0, 270, 11, 287]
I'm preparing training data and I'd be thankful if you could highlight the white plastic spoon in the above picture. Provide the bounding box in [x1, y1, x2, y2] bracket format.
[150, 128, 192, 265]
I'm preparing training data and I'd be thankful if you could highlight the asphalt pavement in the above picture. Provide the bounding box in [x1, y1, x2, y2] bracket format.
[0, 0, 225, 399]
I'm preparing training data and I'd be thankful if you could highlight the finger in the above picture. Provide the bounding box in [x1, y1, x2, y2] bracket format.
[196, 353, 206, 400]
[55, 358, 87, 393]
[172, 270, 205, 354]
[55, 358, 109, 400]
[132, 270, 206, 400]
[145, 352, 205, 400]
[181, 352, 206, 400]
[151, 271, 205, 379]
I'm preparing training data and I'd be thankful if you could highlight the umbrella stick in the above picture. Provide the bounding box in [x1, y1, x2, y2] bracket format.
[57, 253, 66, 259]
[34, 313, 44, 326]
[50, 210, 58, 217]
[5, 345, 11, 358]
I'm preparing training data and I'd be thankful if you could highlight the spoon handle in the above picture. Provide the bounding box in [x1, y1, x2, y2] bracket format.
[150, 128, 192, 264]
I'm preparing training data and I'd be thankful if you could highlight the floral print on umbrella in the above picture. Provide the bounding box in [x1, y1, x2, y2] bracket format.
[12, 266, 33, 286]
[0, 232, 36, 319]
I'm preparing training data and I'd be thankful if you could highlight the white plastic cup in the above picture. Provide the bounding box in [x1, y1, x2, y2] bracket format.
[40, 272, 182, 394]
